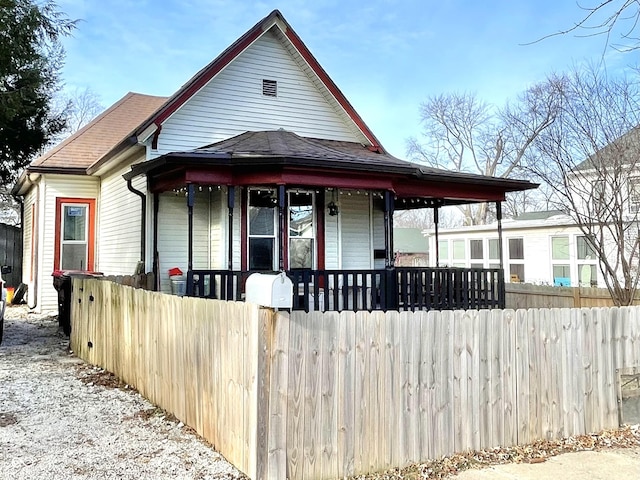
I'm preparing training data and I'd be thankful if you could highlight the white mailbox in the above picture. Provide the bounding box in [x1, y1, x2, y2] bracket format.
[245, 272, 293, 309]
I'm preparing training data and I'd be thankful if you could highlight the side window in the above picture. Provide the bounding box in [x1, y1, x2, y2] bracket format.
[54, 198, 96, 271]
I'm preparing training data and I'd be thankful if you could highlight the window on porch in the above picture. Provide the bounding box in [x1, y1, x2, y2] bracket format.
[288, 191, 315, 269]
[248, 189, 277, 270]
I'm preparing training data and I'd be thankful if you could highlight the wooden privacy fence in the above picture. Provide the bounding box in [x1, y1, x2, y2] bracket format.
[71, 278, 640, 480]
[505, 282, 640, 309]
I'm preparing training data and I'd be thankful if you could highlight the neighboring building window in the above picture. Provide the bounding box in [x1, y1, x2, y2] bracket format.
[577, 235, 596, 260]
[508, 238, 524, 259]
[248, 189, 277, 270]
[488, 238, 501, 269]
[508, 238, 524, 282]
[288, 191, 315, 269]
[629, 177, 640, 209]
[54, 198, 96, 271]
[551, 236, 571, 285]
[577, 235, 598, 286]
[510, 264, 525, 283]
[488, 238, 500, 260]
[452, 239, 465, 267]
[470, 239, 483, 260]
[438, 240, 449, 264]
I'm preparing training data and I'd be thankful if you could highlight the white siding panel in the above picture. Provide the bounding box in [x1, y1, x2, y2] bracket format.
[98, 159, 145, 275]
[340, 193, 372, 269]
[39, 175, 99, 313]
[324, 192, 340, 269]
[155, 30, 365, 156]
[372, 197, 386, 269]
[210, 189, 224, 269]
[232, 188, 241, 269]
[21, 188, 35, 304]
[156, 191, 210, 293]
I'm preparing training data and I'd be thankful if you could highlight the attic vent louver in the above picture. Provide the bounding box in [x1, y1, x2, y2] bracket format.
[263, 79, 277, 97]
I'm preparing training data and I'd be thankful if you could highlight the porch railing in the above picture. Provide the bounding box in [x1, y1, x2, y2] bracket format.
[186, 267, 505, 312]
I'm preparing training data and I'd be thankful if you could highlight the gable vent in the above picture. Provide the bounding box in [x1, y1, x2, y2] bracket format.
[262, 79, 277, 97]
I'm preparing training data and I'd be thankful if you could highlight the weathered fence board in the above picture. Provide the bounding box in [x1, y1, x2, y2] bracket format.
[71, 278, 640, 480]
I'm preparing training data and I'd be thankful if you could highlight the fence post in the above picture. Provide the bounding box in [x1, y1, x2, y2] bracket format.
[573, 287, 581, 308]
[383, 268, 398, 310]
[253, 307, 275, 480]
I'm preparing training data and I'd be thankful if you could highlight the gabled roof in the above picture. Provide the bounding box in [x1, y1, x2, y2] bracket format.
[30, 92, 168, 171]
[133, 9, 384, 152]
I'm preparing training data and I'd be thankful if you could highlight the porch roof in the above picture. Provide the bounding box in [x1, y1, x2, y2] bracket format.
[124, 130, 538, 206]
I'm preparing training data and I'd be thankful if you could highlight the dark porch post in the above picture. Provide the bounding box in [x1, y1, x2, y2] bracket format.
[383, 191, 398, 310]
[153, 192, 159, 291]
[496, 201, 504, 271]
[227, 186, 235, 270]
[187, 184, 195, 271]
[384, 191, 395, 267]
[496, 201, 505, 308]
[278, 185, 285, 271]
[434, 206, 440, 268]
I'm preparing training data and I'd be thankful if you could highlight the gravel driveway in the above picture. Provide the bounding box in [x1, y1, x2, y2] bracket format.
[0, 306, 246, 480]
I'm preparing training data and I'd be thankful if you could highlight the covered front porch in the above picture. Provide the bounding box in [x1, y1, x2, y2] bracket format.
[124, 130, 535, 312]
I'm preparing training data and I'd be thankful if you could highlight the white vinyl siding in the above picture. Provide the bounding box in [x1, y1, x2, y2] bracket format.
[155, 29, 366, 157]
[21, 188, 36, 305]
[39, 175, 99, 313]
[156, 191, 210, 293]
[210, 188, 225, 269]
[324, 192, 340, 269]
[97, 160, 146, 275]
[372, 196, 385, 269]
[340, 193, 372, 269]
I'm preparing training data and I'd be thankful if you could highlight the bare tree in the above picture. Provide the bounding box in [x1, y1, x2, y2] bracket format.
[526, 65, 640, 305]
[536, 0, 640, 51]
[50, 86, 104, 144]
[406, 83, 560, 225]
[394, 206, 461, 230]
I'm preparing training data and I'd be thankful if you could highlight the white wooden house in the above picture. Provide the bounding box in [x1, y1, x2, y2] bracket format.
[13, 10, 536, 313]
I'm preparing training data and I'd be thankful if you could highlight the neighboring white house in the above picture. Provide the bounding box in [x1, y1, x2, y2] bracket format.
[426, 210, 601, 287]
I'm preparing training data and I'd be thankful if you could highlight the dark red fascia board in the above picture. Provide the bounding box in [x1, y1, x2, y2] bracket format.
[394, 179, 508, 202]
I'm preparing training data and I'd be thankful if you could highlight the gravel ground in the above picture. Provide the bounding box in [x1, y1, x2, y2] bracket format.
[0, 305, 246, 480]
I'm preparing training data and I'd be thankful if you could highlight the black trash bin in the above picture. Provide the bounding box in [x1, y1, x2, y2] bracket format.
[52, 270, 102, 336]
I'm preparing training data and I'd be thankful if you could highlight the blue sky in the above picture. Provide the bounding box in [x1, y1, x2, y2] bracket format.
[57, 0, 638, 158]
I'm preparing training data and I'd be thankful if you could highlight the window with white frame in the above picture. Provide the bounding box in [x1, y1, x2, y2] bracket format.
[508, 238, 524, 282]
[248, 188, 278, 270]
[469, 239, 484, 269]
[551, 236, 571, 286]
[452, 239, 466, 267]
[577, 235, 598, 286]
[629, 177, 640, 210]
[438, 239, 449, 265]
[488, 238, 501, 269]
[288, 191, 315, 269]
